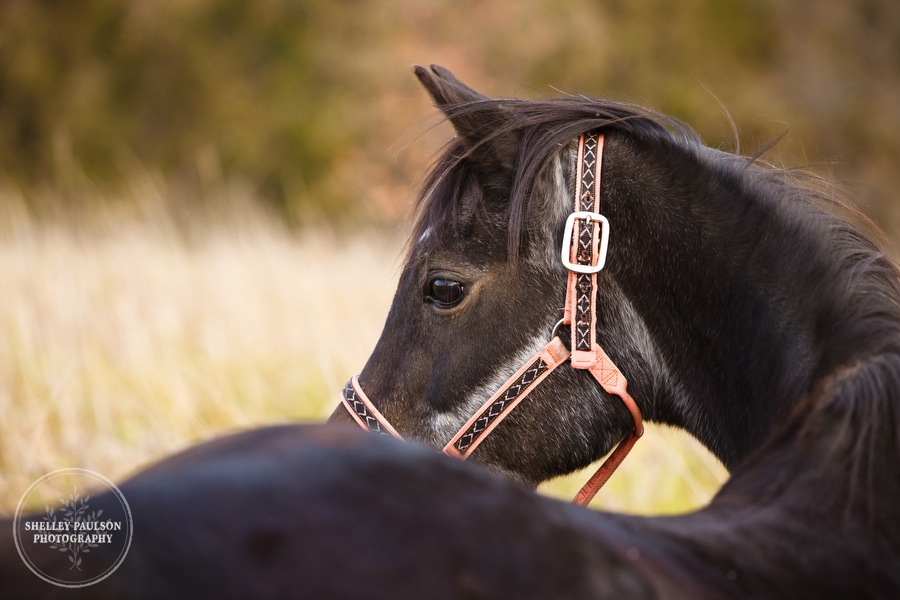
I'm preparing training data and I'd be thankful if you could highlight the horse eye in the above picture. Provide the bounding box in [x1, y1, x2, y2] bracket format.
[426, 279, 465, 308]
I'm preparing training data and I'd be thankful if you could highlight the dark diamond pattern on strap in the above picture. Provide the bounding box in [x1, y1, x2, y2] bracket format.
[453, 357, 551, 453]
[342, 381, 394, 436]
[579, 136, 597, 205]
[573, 133, 600, 352]
[574, 272, 593, 351]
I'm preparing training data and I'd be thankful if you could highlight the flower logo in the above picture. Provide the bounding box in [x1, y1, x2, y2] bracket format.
[13, 469, 133, 588]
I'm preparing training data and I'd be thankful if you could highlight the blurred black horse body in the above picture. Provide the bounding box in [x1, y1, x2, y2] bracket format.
[3, 66, 899, 598]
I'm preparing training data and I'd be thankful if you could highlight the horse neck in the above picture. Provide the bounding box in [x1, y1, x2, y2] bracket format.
[624, 355, 900, 593]
[591, 133, 900, 588]
[598, 133, 900, 469]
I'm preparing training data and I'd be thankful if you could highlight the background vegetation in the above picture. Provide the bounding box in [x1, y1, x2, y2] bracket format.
[1, 1, 897, 512]
[3, 0, 899, 228]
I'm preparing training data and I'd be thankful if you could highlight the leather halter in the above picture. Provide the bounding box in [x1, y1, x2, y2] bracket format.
[340, 133, 643, 506]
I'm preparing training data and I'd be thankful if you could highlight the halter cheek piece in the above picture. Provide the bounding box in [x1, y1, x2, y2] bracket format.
[340, 133, 643, 506]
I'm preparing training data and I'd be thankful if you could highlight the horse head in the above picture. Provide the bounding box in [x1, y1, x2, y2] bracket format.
[329, 66, 690, 486]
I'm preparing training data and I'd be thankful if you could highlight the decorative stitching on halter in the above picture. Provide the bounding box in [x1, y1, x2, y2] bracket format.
[341, 381, 397, 437]
[571, 133, 602, 358]
[574, 273, 594, 351]
[441, 337, 570, 459]
[431, 331, 555, 446]
[452, 356, 551, 454]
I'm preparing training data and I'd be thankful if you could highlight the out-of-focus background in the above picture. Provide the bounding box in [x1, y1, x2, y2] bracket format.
[2, 0, 898, 513]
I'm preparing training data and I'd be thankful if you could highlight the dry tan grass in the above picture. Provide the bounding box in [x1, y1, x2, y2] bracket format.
[0, 189, 727, 515]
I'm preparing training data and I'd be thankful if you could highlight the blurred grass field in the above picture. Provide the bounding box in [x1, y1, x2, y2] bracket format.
[0, 186, 727, 516]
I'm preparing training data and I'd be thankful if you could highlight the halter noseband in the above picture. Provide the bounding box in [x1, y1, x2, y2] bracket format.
[339, 133, 643, 506]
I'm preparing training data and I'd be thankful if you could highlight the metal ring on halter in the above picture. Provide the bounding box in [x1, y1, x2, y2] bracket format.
[550, 318, 566, 341]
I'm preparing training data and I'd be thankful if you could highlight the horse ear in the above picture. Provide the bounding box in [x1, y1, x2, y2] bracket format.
[413, 64, 518, 172]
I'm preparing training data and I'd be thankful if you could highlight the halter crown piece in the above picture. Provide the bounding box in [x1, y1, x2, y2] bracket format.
[340, 133, 643, 506]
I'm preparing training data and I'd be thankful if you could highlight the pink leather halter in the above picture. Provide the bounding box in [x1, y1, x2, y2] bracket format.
[340, 133, 643, 506]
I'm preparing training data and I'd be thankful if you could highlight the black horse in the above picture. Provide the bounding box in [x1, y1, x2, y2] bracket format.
[3, 66, 898, 597]
[1, 425, 674, 599]
[329, 66, 900, 590]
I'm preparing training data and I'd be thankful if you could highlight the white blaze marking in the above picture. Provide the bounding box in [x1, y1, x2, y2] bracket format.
[429, 332, 552, 446]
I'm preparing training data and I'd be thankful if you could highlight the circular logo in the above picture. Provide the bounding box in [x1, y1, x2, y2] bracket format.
[12, 468, 133, 588]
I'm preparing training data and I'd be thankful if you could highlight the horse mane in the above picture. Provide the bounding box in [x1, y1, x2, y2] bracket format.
[709, 154, 900, 518]
[718, 154, 900, 520]
[408, 97, 698, 264]
[409, 94, 900, 523]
